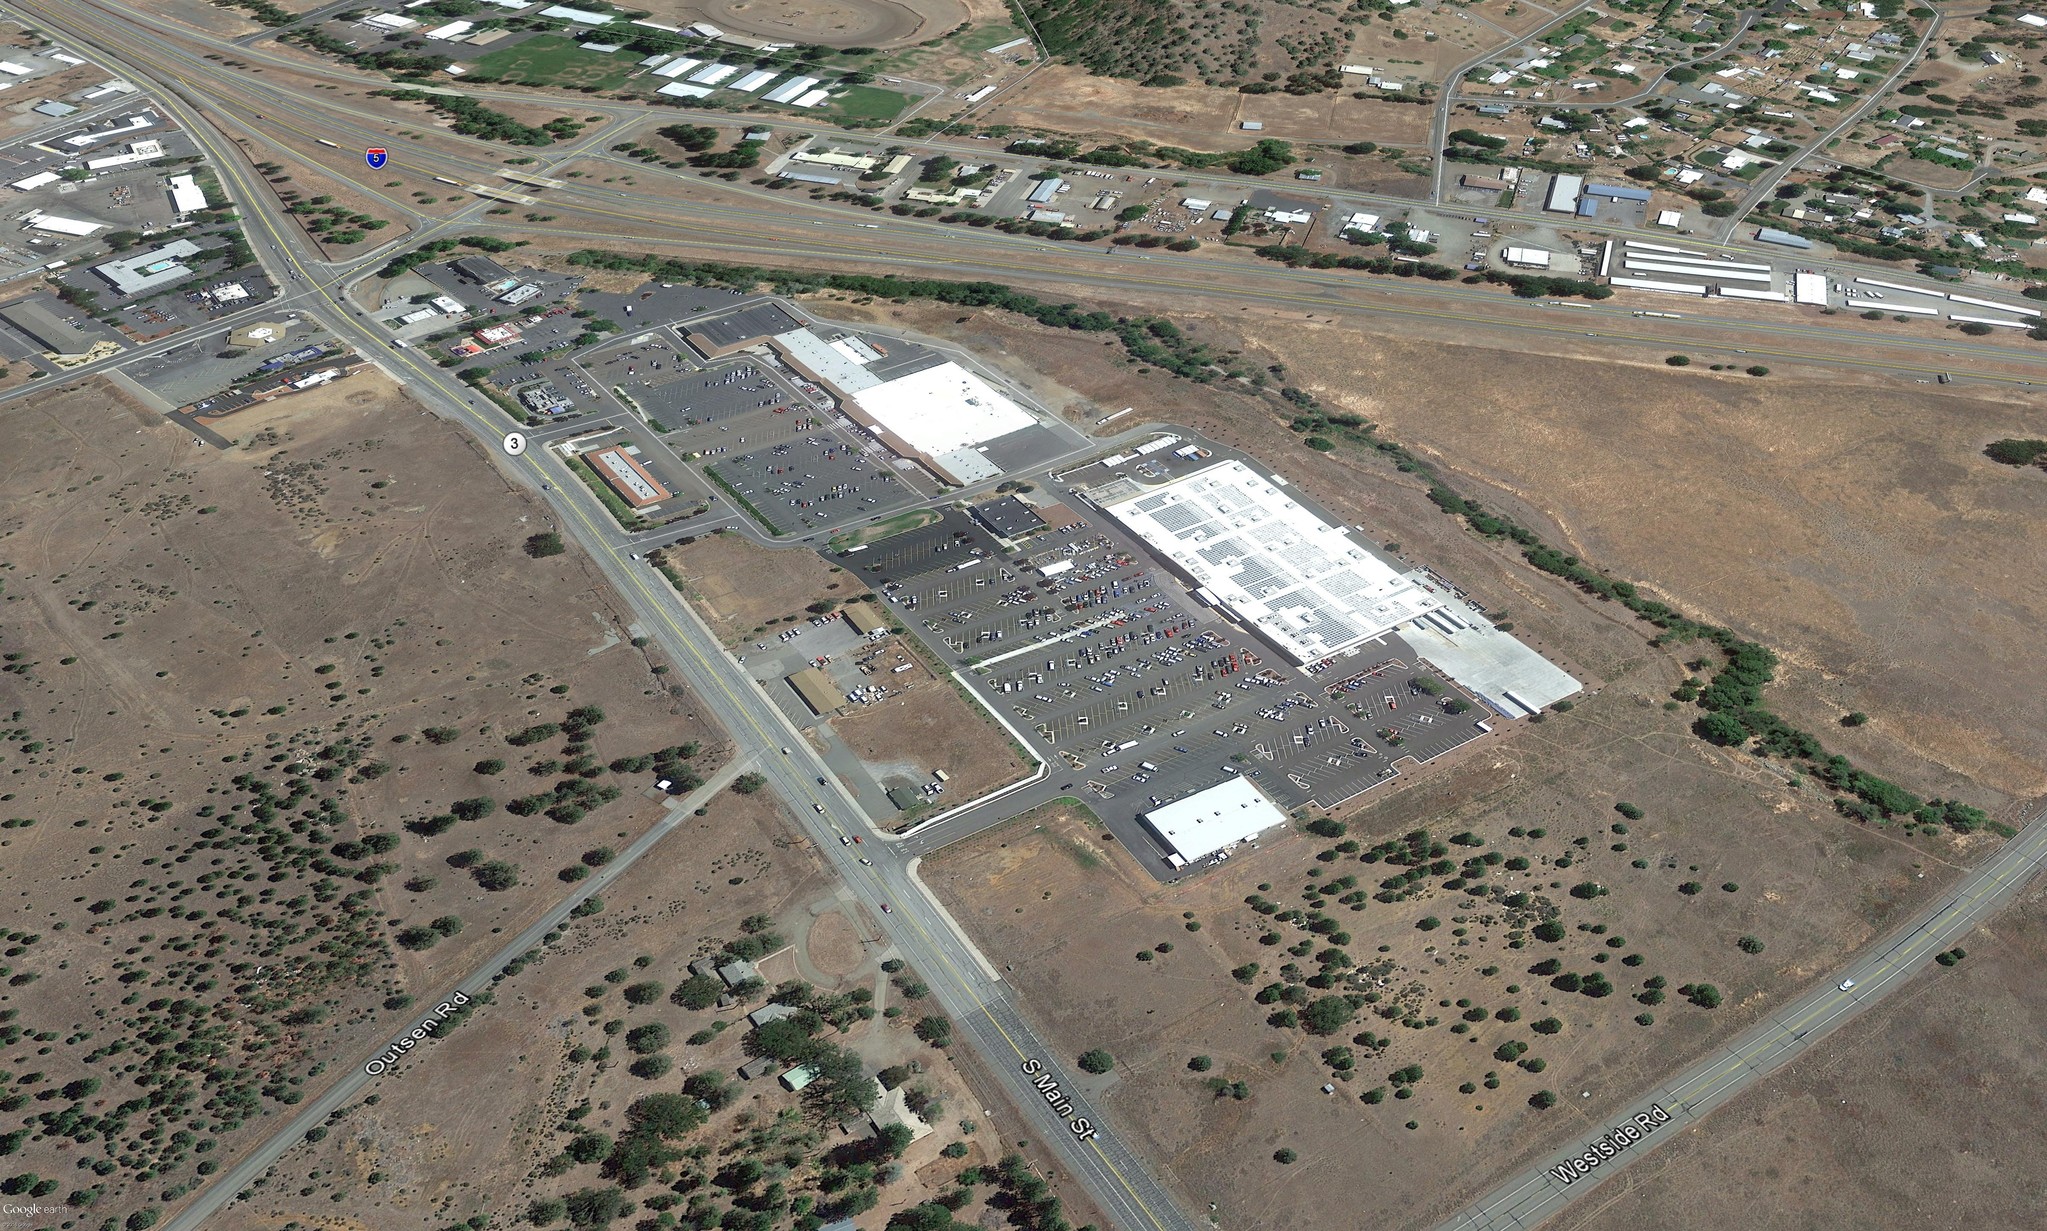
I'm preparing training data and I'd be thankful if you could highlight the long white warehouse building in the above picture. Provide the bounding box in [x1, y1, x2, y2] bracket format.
[1100, 460, 1448, 664]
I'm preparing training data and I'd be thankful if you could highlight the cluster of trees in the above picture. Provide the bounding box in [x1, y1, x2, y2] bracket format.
[216, 0, 295, 24]
[1155, 138, 1297, 177]
[368, 89, 581, 145]
[285, 27, 454, 77]
[1446, 128, 1508, 152]
[1480, 270, 1615, 300]
[1019, 0, 1253, 85]
[394, 914, 464, 951]
[1985, 438, 2047, 468]
[1261, 237, 1611, 302]
[744, 1009, 876, 1121]
[378, 234, 518, 280]
[1257, 243, 1461, 280]
[567, 250, 1258, 385]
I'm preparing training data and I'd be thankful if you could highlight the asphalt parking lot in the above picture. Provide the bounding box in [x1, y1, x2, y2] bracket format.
[122, 321, 332, 408]
[713, 428, 919, 536]
[638, 355, 929, 535]
[634, 352, 810, 436]
[851, 499, 1494, 874]
[578, 283, 752, 330]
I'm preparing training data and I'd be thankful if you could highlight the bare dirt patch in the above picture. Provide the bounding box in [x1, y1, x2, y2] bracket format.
[826, 666, 1029, 806]
[806, 907, 866, 978]
[135, 0, 266, 39]
[1550, 876, 2047, 1231]
[989, 67, 1245, 147]
[0, 373, 717, 1225]
[658, 529, 868, 645]
[661, 0, 967, 48]
[989, 66, 1444, 149]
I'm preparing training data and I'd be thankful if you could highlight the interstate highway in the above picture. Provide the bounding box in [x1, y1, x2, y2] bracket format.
[22, 0, 2047, 388]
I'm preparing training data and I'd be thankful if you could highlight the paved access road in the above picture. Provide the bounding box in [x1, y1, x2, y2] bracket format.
[1436, 803, 2047, 1231]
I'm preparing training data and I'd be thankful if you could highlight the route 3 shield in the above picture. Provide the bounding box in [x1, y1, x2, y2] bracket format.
[365, 147, 388, 170]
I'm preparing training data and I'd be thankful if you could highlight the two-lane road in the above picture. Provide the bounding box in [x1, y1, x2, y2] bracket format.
[1437, 803, 2047, 1231]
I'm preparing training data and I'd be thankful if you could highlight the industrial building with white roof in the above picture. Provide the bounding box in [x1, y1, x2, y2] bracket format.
[1099, 460, 1449, 664]
[93, 238, 202, 295]
[1141, 776, 1288, 866]
[765, 328, 1038, 486]
[845, 362, 1035, 486]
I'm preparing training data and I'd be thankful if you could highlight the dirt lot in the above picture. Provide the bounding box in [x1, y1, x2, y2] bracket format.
[663, 0, 969, 48]
[136, 0, 266, 39]
[827, 663, 1031, 809]
[926, 681, 1958, 1231]
[1552, 875, 2047, 1231]
[990, 64, 1436, 149]
[659, 530, 868, 645]
[0, 375, 719, 1224]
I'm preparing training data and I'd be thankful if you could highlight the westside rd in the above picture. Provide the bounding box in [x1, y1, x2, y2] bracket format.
[1547, 1104, 1674, 1186]
[1020, 1058, 1100, 1140]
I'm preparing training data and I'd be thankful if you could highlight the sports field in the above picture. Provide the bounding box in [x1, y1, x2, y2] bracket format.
[830, 84, 913, 122]
[471, 34, 637, 90]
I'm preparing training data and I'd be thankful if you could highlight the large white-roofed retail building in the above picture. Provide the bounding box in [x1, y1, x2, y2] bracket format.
[767, 333, 1039, 484]
[1141, 776, 1288, 866]
[1099, 460, 1449, 664]
[843, 362, 1035, 485]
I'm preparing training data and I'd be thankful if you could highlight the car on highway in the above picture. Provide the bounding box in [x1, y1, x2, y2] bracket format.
[840, 835, 851, 845]
[858, 858, 872, 866]
[1839, 978, 1856, 991]
[879, 903, 891, 913]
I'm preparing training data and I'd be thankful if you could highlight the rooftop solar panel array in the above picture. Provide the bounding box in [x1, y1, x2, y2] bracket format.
[1103, 460, 1449, 663]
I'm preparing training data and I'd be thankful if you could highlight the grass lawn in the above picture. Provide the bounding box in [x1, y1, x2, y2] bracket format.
[829, 85, 911, 123]
[471, 34, 636, 91]
[826, 507, 939, 550]
[958, 24, 1025, 52]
